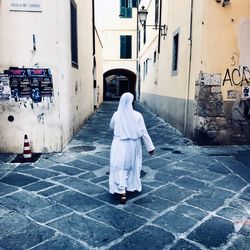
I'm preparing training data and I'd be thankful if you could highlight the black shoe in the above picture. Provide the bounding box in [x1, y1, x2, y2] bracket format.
[119, 194, 127, 204]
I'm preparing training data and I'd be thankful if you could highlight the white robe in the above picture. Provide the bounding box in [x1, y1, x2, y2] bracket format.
[109, 110, 155, 194]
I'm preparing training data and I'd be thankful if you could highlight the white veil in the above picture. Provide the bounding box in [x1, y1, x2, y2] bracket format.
[114, 92, 142, 140]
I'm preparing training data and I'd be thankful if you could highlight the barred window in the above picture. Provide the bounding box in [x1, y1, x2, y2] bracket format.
[70, 0, 78, 68]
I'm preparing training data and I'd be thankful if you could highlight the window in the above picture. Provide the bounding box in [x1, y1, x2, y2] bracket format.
[120, 0, 132, 18]
[155, 0, 159, 26]
[172, 31, 179, 74]
[153, 51, 157, 63]
[132, 0, 139, 7]
[70, 0, 78, 68]
[120, 35, 132, 59]
[143, 61, 146, 80]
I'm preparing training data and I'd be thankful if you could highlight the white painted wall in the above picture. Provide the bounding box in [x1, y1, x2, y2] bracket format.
[0, 0, 94, 153]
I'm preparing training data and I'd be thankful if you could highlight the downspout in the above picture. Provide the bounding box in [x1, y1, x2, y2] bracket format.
[184, 0, 194, 134]
[92, 0, 97, 109]
[158, 0, 162, 54]
[92, 0, 96, 56]
[136, 2, 140, 100]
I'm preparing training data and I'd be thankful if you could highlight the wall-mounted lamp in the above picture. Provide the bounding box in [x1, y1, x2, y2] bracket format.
[215, 0, 231, 7]
[138, 6, 167, 39]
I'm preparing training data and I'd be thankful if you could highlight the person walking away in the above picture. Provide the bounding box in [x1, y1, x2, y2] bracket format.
[109, 92, 155, 204]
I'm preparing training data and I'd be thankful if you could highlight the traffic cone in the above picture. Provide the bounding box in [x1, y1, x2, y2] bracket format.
[23, 134, 32, 159]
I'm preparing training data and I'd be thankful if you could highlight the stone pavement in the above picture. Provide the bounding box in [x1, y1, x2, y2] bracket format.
[0, 101, 250, 250]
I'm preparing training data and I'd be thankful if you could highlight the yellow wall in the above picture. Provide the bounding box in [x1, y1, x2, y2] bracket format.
[139, 0, 250, 143]
[202, 0, 250, 102]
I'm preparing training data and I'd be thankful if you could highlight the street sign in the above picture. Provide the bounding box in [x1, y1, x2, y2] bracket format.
[9, 0, 42, 12]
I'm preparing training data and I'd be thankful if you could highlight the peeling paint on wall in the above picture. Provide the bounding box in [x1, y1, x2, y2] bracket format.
[194, 71, 250, 145]
[195, 72, 224, 117]
[194, 72, 227, 145]
[238, 19, 250, 68]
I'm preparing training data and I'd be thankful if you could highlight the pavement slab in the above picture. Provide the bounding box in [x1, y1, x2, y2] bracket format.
[0, 191, 53, 215]
[47, 213, 122, 248]
[152, 184, 195, 203]
[0, 208, 31, 237]
[186, 186, 235, 211]
[0, 223, 55, 250]
[108, 225, 175, 250]
[51, 189, 104, 211]
[86, 205, 146, 233]
[31, 235, 88, 250]
[187, 216, 235, 248]
[0, 101, 249, 249]
[0, 172, 39, 187]
[169, 239, 202, 250]
[133, 194, 175, 213]
[30, 203, 73, 223]
[153, 211, 197, 234]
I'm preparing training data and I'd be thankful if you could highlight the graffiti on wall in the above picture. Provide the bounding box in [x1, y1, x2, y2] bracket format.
[222, 66, 250, 86]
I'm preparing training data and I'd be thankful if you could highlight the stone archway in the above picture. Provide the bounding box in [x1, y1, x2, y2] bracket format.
[103, 69, 136, 101]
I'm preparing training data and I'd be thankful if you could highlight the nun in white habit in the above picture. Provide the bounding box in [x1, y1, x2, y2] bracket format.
[109, 92, 155, 204]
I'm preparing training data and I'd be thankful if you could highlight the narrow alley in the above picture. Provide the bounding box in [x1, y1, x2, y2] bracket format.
[0, 101, 249, 250]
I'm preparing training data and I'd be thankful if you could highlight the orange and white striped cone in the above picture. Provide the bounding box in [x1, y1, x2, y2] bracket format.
[23, 134, 32, 159]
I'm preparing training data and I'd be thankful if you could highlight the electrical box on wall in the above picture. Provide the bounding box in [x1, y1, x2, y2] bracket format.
[222, 0, 230, 7]
[242, 86, 250, 99]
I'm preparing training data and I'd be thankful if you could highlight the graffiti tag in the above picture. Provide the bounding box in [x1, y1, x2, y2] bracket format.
[223, 66, 250, 86]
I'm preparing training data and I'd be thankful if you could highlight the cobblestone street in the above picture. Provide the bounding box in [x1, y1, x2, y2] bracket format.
[0, 101, 249, 250]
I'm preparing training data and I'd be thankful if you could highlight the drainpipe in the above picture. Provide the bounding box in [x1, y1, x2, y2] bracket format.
[184, 0, 194, 135]
[136, 2, 140, 100]
[157, 0, 163, 54]
[92, 0, 96, 56]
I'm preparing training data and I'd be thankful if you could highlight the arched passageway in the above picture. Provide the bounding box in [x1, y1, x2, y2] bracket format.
[103, 69, 136, 101]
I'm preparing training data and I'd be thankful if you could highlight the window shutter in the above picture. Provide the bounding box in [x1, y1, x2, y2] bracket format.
[126, 7, 132, 18]
[155, 0, 159, 26]
[120, 36, 126, 58]
[120, 0, 125, 7]
[126, 36, 132, 58]
[120, 0, 125, 16]
[132, 0, 137, 7]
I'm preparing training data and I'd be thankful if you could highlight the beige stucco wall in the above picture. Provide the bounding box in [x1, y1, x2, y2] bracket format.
[139, 0, 250, 144]
[96, 0, 137, 75]
[94, 29, 104, 106]
[139, 0, 201, 133]
[0, 0, 94, 153]
[202, 0, 250, 101]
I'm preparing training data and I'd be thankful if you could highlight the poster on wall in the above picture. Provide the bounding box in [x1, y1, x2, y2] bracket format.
[9, 68, 27, 100]
[7, 67, 53, 102]
[9, 0, 42, 12]
[0, 74, 11, 101]
[29, 68, 53, 100]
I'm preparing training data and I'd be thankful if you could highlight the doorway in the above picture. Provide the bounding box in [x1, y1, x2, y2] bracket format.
[103, 68, 136, 101]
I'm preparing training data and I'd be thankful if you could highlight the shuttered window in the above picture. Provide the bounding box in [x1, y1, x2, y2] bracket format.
[120, 35, 132, 59]
[172, 32, 179, 74]
[132, 0, 140, 7]
[71, 0, 78, 68]
[155, 0, 159, 26]
[120, 0, 132, 18]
